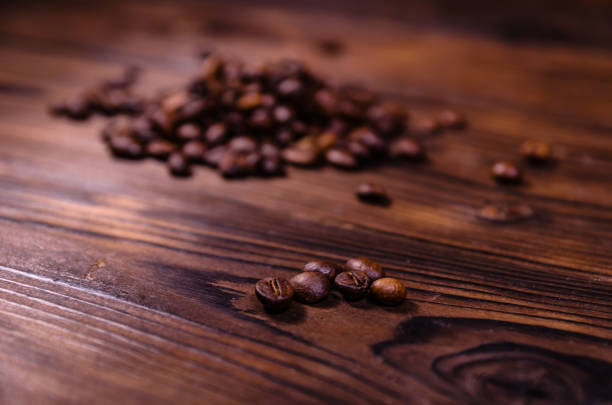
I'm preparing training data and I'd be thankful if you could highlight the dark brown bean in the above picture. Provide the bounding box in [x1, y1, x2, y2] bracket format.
[260, 157, 285, 176]
[255, 277, 294, 312]
[333, 270, 370, 300]
[277, 78, 302, 97]
[229, 136, 257, 153]
[355, 182, 391, 206]
[520, 140, 551, 164]
[289, 272, 330, 304]
[249, 108, 272, 129]
[236, 92, 263, 110]
[176, 123, 202, 141]
[438, 109, 467, 130]
[167, 152, 192, 177]
[345, 257, 384, 281]
[478, 203, 535, 223]
[108, 135, 144, 159]
[389, 138, 425, 161]
[492, 161, 522, 184]
[282, 137, 320, 166]
[316, 131, 338, 151]
[146, 139, 176, 160]
[370, 277, 406, 306]
[347, 141, 372, 162]
[348, 127, 386, 154]
[410, 117, 440, 136]
[273, 105, 294, 124]
[182, 141, 207, 163]
[302, 261, 342, 280]
[203, 145, 228, 167]
[325, 148, 358, 169]
[205, 122, 228, 145]
[58, 94, 92, 120]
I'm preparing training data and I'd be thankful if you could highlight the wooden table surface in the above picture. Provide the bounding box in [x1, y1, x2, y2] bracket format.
[1, 1, 611, 404]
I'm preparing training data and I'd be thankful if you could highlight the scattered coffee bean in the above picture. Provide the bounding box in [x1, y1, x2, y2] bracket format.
[389, 138, 425, 161]
[370, 277, 406, 306]
[334, 270, 370, 300]
[520, 140, 552, 164]
[356, 182, 391, 206]
[107, 135, 144, 159]
[167, 152, 192, 177]
[303, 260, 342, 280]
[438, 109, 467, 130]
[176, 123, 201, 141]
[182, 141, 207, 163]
[410, 117, 440, 136]
[491, 161, 522, 184]
[255, 277, 294, 312]
[346, 257, 384, 281]
[289, 272, 331, 304]
[478, 202, 535, 223]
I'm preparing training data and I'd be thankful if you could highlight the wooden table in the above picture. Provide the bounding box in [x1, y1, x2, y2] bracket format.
[1, 1, 611, 403]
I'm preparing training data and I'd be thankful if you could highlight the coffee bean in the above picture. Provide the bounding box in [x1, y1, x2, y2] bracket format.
[146, 139, 176, 160]
[182, 141, 207, 163]
[410, 117, 440, 136]
[205, 122, 228, 145]
[255, 277, 294, 312]
[58, 94, 92, 120]
[316, 131, 338, 150]
[348, 127, 386, 154]
[325, 148, 358, 169]
[347, 141, 372, 162]
[289, 272, 330, 304]
[273, 105, 294, 124]
[176, 123, 202, 141]
[260, 142, 281, 159]
[345, 257, 384, 281]
[389, 138, 425, 161]
[438, 109, 466, 130]
[520, 140, 551, 164]
[218, 151, 260, 178]
[370, 277, 406, 306]
[303, 261, 342, 280]
[249, 108, 272, 129]
[334, 270, 370, 300]
[492, 161, 522, 184]
[167, 152, 192, 177]
[277, 78, 303, 97]
[108, 135, 144, 159]
[478, 202, 535, 223]
[260, 156, 285, 176]
[236, 92, 263, 110]
[355, 182, 391, 206]
[366, 103, 406, 134]
[282, 140, 320, 166]
[229, 136, 257, 153]
[203, 145, 228, 167]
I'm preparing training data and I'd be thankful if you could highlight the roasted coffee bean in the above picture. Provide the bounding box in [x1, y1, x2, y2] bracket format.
[149, 109, 176, 134]
[478, 202, 535, 223]
[203, 145, 228, 167]
[205, 122, 228, 145]
[316, 131, 338, 150]
[179, 98, 208, 121]
[167, 152, 192, 177]
[370, 277, 406, 306]
[348, 127, 386, 154]
[146, 139, 176, 160]
[218, 151, 260, 178]
[389, 137, 425, 161]
[520, 140, 551, 164]
[249, 108, 272, 128]
[108, 135, 144, 159]
[182, 141, 207, 163]
[492, 161, 522, 184]
[176, 123, 202, 141]
[236, 92, 263, 110]
[260, 142, 281, 158]
[334, 270, 370, 300]
[303, 261, 342, 280]
[255, 277, 294, 312]
[366, 103, 406, 134]
[229, 136, 257, 153]
[277, 78, 303, 97]
[289, 272, 330, 304]
[438, 109, 466, 130]
[130, 117, 157, 142]
[347, 141, 372, 161]
[410, 117, 440, 136]
[314, 88, 339, 115]
[161, 91, 189, 116]
[340, 84, 377, 107]
[261, 156, 285, 176]
[282, 138, 320, 166]
[94, 89, 143, 115]
[57, 94, 92, 120]
[346, 257, 384, 281]
[273, 105, 294, 124]
[326, 148, 358, 169]
[356, 182, 391, 206]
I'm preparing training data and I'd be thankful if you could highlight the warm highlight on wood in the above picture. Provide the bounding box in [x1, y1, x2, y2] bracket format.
[0, 1, 611, 404]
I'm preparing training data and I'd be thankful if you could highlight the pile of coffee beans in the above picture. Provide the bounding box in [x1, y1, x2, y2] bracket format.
[50, 54, 467, 179]
[255, 257, 406, 312]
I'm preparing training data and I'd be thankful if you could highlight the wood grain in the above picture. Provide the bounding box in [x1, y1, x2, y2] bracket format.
[0, 1, 611, 404]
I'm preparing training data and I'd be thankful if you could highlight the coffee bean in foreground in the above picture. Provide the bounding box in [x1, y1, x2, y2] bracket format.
[491, 161, 522, 185]
[345, 257, 385, 281]
[289, 272, 331, 304]
[333, 270, 371, 300]
[370, 277, 406, 306]
[355, 182, 391, 206]
[303, 260, 343, 280]
[255, 277, 294, 312]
